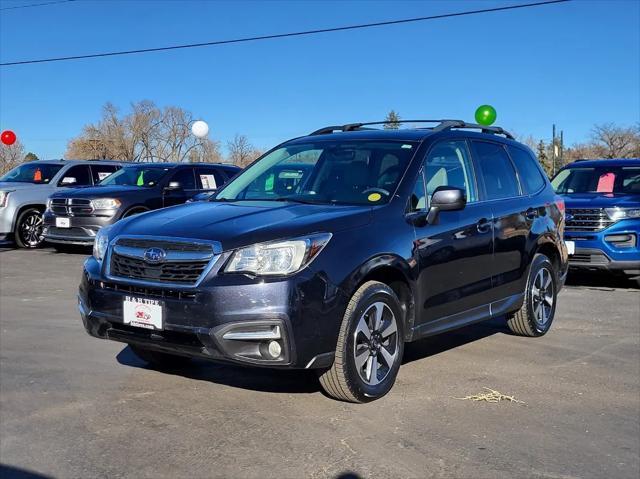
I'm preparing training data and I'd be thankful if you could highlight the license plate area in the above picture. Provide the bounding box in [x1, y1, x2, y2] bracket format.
[123, 296, 164, 330]
[565, 240, 575, 255]
[55, 217, 71, 228]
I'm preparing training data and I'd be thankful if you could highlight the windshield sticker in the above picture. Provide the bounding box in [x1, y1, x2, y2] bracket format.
[401, 144, 413, 149]
[200, 174, 217, 189]
[97, 172, 111, 180]
[368, 193, 382, 202]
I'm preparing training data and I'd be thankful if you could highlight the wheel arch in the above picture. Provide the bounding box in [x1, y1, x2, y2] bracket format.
[122, 205, 150, 217]
[13, 203, 46, 229]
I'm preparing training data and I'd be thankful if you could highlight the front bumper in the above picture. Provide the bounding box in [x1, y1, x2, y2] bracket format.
[79, 256, 346, 369]
[43, 211, 117, 245]
[565, 220, 640, 275]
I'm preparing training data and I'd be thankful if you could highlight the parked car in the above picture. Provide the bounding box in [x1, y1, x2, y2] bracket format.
[79, 120, 568, 402]
[551, 158, 640, 280]
[0, 160, 122, 248]
[44, 162, 240, 248]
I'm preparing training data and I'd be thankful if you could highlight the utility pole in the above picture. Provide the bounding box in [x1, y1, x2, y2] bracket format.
[559, 130, 564, 170]
[552, 124, 556, 176]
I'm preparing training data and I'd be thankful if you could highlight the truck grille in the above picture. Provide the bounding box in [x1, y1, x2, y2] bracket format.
[50, 198, 93, 216]
[565, 208, 614, 232]
[108, 237, 217, 286]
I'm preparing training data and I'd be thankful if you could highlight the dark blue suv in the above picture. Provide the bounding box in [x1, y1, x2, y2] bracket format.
[79, 120, 568, 402]
[552, 159, 640, 280]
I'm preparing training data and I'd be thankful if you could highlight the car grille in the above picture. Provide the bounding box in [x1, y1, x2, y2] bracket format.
[570, 251, 610, 265]
[108, 237, 217, 286]
[46, 226, 94, 238]
[50, 198, 93, 216]
[565, 208, 614, 232]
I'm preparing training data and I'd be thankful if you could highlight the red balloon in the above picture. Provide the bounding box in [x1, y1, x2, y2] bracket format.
[1, 130, 17, 146]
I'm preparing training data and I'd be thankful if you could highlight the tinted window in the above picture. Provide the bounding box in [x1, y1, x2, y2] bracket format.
[100, 166, 169, 187]
[508, 146, 546, 194]
[407, 169, 426, 213]
[91, 165, 119, 184]
[621, 167, 640, 194]
[60, 165, 92, 186]
[473, 142, 520, 199]
[424, 140, 477, 203]
[195, 167, 226, 190]
[170, 168, 196, 190]
[0, 163, 63, 184]
[552, 166, 640, 195]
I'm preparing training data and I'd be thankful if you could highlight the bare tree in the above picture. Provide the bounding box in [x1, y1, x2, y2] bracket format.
[0, 139, 26, 175]
[227, 134, 262, 167]
[590, 123, 640, 158]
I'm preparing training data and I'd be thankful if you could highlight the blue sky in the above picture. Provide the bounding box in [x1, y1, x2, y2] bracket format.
[0, 0, 638, 158]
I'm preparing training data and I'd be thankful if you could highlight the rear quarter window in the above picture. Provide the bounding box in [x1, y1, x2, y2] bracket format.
[507, 146, 547, 194]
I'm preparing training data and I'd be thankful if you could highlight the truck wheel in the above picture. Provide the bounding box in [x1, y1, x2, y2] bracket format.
[507, 254, 557, 337]
[318, 281, 404, 403]
[129, 345, 191, 369]
[15, 208, 45, 248]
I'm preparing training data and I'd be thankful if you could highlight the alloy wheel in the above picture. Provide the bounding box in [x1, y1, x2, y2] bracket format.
[353, 301, 399, 386]
[531, 267, 554, 327]
[19, 212, 44, 247]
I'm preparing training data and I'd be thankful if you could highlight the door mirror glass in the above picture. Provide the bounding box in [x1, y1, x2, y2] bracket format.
[427, 186, 466, 224]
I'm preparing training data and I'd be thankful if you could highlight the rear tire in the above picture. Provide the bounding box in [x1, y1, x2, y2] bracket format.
[318, 281, 404, 403]
[14, 208, 45, 248]
[129, 345, 191, 369]
[507, 254, 557, 337]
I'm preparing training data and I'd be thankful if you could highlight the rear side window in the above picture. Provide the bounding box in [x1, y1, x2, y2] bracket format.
[91, 165, 119, 184]
[195, 167, 226, 190]
[170, 168, 197, 190]
[472, 141, 520, 200]
[507, 146, 547, 194]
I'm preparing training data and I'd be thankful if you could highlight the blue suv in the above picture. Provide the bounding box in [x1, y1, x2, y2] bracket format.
[552, 159, 640, 280]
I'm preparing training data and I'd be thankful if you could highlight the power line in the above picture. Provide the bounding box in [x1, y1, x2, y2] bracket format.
[0, 0, 78, 11]
[0, 0, 571, 67]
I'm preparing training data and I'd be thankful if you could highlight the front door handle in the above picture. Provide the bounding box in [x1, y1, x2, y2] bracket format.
[525, 208, 539, 220]
[476, 218, 492, 234]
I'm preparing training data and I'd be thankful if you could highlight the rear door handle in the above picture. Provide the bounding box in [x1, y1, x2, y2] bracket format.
[525, 208, 539, 220]
[476, 218, 492, 234]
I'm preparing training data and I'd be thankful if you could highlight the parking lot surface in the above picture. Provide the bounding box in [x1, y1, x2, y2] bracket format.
[1, 247, 639, 479]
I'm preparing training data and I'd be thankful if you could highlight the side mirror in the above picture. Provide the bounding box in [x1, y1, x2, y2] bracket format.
[61, 177, 77, 185]
[165, 181, 182, 191]
[426, 186, 466, 224]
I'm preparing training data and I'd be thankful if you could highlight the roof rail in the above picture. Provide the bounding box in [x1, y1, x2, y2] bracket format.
[309, 119, 514, 139]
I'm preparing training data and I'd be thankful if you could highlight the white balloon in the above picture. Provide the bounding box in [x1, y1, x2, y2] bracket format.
[191, 120, 209, 139]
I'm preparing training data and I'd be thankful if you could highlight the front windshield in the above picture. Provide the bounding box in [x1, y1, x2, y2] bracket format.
[216, 140, 418, 205]
[0, 163, 63, 184]
[552, 166, 640, 195]
[99, 166, 169, 187]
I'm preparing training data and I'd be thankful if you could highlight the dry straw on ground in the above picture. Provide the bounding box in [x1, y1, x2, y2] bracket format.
[453, 387, 525, 404]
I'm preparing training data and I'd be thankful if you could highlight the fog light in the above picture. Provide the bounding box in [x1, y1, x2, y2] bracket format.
[604, 234, 636, 248]
[267, 340, 282, 358]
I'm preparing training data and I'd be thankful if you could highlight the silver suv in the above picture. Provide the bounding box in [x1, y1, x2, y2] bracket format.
[0, 160, 122, 248]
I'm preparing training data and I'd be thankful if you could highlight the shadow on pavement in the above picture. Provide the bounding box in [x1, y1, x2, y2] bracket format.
[0, 464, 53, 479]
[565, 270, 639, 290]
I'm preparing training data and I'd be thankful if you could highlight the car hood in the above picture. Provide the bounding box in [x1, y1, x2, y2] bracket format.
[50, 185, 146, 199]
[561, 193, 640, 209]
[111, 201, 373, 251]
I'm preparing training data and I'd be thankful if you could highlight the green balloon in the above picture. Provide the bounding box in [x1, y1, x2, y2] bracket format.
[475, 105, 497, 126]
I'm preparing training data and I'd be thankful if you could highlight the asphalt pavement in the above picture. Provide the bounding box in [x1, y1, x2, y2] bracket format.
[1, 247, 639, 479]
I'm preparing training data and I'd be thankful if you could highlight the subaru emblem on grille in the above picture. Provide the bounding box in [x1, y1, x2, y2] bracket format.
[143, 247, 167, 264]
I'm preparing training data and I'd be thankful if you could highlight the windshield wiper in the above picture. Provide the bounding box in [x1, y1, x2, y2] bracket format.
[271, 197, 326, 205]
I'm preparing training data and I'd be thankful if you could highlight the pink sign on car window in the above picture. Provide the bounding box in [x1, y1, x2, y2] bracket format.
[596, 172, 615, 193]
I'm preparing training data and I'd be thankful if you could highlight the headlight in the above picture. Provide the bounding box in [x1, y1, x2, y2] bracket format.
[225, 233, 332, 276]
[91, 198, 121, 210]
[93, 226, 113, 261]
[0, 190, 14, 208]
[605, 207, 640, 221]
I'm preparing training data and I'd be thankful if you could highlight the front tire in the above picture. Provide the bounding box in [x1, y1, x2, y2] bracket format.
[14, 208, 45, 248]
[318, 281, 404, 403]
[129, 345, 191, 369]
[507, 254, 558, 337]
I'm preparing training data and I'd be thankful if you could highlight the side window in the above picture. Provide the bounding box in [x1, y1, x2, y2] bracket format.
[507, 146, 546, 194]
[59, 165, 92, 186]
[407, 169, 427, 213]
[424, 140, 477, 203]
[91, 165, 119, 185]
[472, 141, 520, 200]
[170, 168, 196, 190]
[195, 167, 225, 190]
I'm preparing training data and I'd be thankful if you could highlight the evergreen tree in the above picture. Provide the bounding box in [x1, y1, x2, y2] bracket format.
[383, 110, 400, 129]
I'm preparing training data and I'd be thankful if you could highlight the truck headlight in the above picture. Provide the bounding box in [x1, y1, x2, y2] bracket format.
[0, 190, 13, 208]
[91, 198, 121, 210]
[605, 207, 640, 221]
[93, 226, 113, 261]
[225, 233, 332, 276]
